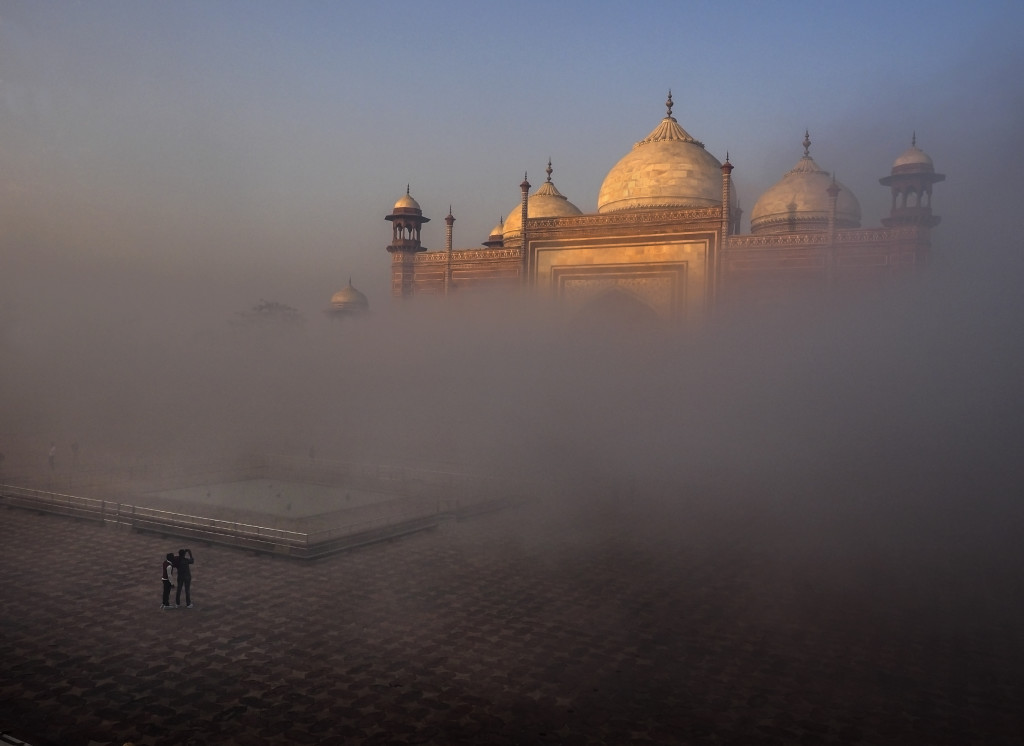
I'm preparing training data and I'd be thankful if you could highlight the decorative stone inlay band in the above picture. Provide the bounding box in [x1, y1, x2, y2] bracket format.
[416, 248, 523, 263]
[728, 226, 920, 249]
[528, 207, 722, 231]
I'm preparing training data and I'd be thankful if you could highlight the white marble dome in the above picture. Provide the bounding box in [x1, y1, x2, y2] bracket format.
[502, 162, 583, 239]
[597, 93, 723, 214]
[750, 132, 860, 235]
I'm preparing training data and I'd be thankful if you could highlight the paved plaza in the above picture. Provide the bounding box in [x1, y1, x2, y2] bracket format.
[1, 489, 1022, 745]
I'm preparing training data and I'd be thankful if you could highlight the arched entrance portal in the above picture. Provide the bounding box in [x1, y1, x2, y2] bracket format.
[571, 286, 662, 331]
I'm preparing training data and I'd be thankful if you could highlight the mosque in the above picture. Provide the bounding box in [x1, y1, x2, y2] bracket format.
[336, 93, 943, 324]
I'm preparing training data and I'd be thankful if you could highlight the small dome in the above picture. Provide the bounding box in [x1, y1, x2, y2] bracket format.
[892, 134, 935, 172]
[481, 217, 505, 248]
[597, 92, 723, 214]
[750, 132, 861, 235]
[328, 279, 369, 314]
[502, 162, 583, 238]
[393, 187, 421, 212]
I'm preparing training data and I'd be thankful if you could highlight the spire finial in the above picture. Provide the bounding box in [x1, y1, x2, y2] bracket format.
[725, 151, 730, 163]
[546, 158, 553, 183]
[348, 276, 352, 286]
[666, 89, 674, 118]
[802, 130, 811, 158]
[406, 184, 410, 195]
[912, 131, 917, 147]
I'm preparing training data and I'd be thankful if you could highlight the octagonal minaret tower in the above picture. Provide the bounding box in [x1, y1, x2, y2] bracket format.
[386, 186, 430, 298]
[880, 134, 945, 228]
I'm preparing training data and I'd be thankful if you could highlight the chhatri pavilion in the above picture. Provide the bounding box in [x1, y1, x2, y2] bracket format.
[366, 92, 943, 324]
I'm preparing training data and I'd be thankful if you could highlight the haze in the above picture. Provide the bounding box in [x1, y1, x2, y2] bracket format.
[1, 2, 1023, 572]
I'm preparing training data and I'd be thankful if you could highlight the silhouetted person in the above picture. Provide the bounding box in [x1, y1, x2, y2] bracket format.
[174, 548, 194, 608]
[161, 553, 176, 609]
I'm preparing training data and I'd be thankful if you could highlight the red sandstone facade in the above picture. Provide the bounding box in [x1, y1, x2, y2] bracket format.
[378, 97, 942, 325]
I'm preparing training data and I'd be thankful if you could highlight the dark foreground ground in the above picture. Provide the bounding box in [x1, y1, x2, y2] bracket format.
[1, 488, 1022, 745]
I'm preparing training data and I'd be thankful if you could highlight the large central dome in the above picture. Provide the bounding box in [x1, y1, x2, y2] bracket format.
[597, 93, 724, 213]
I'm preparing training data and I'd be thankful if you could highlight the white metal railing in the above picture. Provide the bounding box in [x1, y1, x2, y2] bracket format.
[0, 482, 469, 558]
[0, 455, 514, 558]
[0, 483, 305, 545]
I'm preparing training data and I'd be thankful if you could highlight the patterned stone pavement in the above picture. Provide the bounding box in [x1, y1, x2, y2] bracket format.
[1, 491, 1022, 745]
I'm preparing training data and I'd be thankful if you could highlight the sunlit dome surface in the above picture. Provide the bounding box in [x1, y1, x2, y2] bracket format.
[892, 134, 935, 172]
[329, 279, 369, 312]
[393, 188, 421, 212]
[597, 92, 723, 213]
[750, 132, 860, 234]
[502, 161, 583, 238]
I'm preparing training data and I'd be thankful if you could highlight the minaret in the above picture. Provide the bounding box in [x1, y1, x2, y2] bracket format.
[444, 206, 455, 296]
[720, 153, 734, 240]
[879, 133, 945, 228]
[714, 153, 734, 306]
[385, 186, 430, 298]
[826, 174, 841, 284]
[826, 173, 840, 237]
[519, 172, 530, 282]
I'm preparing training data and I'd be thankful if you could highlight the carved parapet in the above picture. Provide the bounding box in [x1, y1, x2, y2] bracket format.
[527, 207, 721, 233]
[415, 248, 524, 263]
[727, 232, 830, 250]
[833, 227, 920, 244]
[726, 226, 922, 252]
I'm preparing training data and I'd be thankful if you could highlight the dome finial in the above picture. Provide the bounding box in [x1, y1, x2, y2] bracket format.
[546, 158, 553, 183]
[666, 90, 674, 119]
[803, 130, 811, 158]
[912, 131, 917, 147]
[406, 184, 410, 195]
[725, 151, 731, 163]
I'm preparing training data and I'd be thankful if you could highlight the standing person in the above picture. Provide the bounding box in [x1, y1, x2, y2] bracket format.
[160, 553, 176, 609]
[174, 548, 194, 608]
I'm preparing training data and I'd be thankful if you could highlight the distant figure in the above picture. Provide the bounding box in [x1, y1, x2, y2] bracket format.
[174, 548, 195, 608]
[161, 553, 176, 610]
[48, 442, 56, 470]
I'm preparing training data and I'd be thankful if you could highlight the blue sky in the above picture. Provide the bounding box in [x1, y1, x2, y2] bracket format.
[1, 0, 1021, 310]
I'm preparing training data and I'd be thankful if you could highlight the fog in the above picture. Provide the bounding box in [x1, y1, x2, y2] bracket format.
[4, 150, 1024, 681]
[1, 6, 1023, 658]
[3, 195, 1023, 508]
